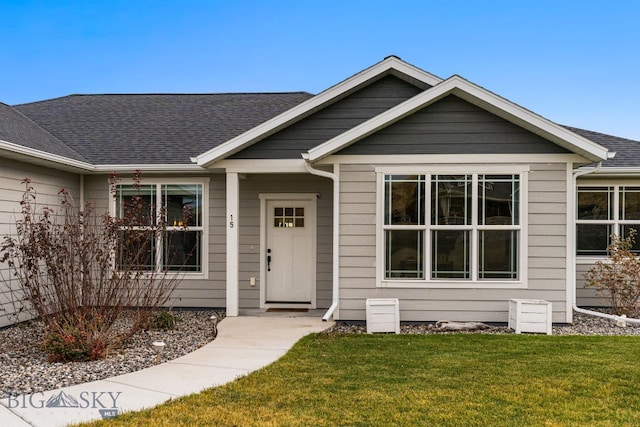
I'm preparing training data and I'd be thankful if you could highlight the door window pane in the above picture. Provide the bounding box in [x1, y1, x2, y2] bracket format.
[385, 230, 423, 278]
[274, 207, 304, 228]
[479, 230, 518, 279]
[432, 230, 470, 279]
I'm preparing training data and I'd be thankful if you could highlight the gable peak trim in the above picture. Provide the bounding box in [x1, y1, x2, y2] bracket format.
[306, 74, 610, 162]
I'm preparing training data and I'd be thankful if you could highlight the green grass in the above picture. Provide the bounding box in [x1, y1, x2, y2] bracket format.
[83, 334, 640, 426]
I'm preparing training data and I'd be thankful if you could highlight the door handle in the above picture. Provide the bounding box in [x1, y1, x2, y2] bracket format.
[267, 248, 272, 271]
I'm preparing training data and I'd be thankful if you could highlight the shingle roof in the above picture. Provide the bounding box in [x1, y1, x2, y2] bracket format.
[0, 102, 88, 162]
[6, 92, 640, 168]
[565, 126, 640, 168]
[14, 93, 313, 165]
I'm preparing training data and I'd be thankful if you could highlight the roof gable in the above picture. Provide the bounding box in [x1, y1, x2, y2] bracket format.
[306, 75, 610, 163]
[229, 75, 424, 159]
[194, 56, 443, 166]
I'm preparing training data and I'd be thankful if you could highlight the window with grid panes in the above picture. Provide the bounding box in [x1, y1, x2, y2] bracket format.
[576, 186, 640, 255]
[115, 183, 204, 272]
[383, 173, 520, 282]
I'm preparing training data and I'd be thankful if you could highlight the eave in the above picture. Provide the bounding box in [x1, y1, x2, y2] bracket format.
[0, 139, 210, 174]
[0, 139, 94, 172]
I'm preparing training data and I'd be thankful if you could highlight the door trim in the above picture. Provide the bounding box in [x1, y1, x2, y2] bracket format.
[259, 193, 318, 309]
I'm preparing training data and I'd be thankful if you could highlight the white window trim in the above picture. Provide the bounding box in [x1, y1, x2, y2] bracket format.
[375, 166, 528, 289]
[109, 177, 209, 279]
[576, 182, 640, 260]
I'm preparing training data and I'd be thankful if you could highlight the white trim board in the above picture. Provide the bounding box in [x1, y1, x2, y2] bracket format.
[318, 153, 588, 165]
[0, 139, 94, 172]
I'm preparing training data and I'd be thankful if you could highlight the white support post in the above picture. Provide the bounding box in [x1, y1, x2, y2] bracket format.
[226, 172, 239, 316]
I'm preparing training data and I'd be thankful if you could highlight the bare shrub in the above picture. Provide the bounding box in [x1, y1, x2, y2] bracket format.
[584, 229, 640, 317]
[0, 171, 192, 361]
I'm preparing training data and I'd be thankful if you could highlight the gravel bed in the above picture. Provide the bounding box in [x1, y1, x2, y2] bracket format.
[324, 310, 640, 336]
[0, 310, 223, 399]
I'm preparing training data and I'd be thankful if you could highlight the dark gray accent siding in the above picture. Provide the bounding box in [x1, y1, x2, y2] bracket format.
[230, 75, 425, 159]
[338, 95, 571, 155]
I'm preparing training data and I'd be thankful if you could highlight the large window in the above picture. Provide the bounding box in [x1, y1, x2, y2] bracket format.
[382, 173, 521, 284]
[115, 182, 205, 272]
[577, 185, 640, 255]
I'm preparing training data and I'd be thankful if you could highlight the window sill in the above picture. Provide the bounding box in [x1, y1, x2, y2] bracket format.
[378, 280, 527, 289]
[118, 271, 208, 280]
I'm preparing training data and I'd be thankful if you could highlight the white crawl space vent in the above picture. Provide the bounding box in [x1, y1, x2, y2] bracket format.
[366, 298, 400, 334]
[508, 299, 552, 335]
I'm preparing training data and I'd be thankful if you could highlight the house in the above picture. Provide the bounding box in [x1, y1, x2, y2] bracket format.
[0, 56, 637, 328]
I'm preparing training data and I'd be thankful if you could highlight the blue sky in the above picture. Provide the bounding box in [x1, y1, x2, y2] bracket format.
[1, 0, 639, 139]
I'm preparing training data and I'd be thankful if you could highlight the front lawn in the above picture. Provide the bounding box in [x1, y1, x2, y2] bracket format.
[84, 333, 640, 426]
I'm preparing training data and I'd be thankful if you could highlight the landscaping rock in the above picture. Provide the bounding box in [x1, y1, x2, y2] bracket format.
[325, 310, 640, 336]
[0, 310, 223, 399]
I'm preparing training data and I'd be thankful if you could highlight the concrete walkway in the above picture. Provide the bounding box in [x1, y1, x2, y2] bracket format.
[0, 316, 333, 427]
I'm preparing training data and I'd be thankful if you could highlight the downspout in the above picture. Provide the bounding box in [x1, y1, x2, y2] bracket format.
[571, 161, 640, 325]
[302, 154, 339, 321]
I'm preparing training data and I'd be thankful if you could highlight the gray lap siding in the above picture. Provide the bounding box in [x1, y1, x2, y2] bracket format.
[337, 162, 568, 323]
[237, 173, 333, 309]
[83, 174, 228, 309]
[0, 159, 81, 327]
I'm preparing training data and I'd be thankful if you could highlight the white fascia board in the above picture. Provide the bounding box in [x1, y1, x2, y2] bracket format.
[307, 75, 610, 163]
[91, 164, 207, 173]
[194, 57, 443, 167]
[317, 153, 587, 165]
[580, 167, 640, 177]
[0, 140, 210, 174]
[0, 139, 95, 171]
[213, 159, 309, 173]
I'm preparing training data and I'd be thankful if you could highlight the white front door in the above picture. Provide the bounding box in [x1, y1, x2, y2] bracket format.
[263, 196, 316, 306]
